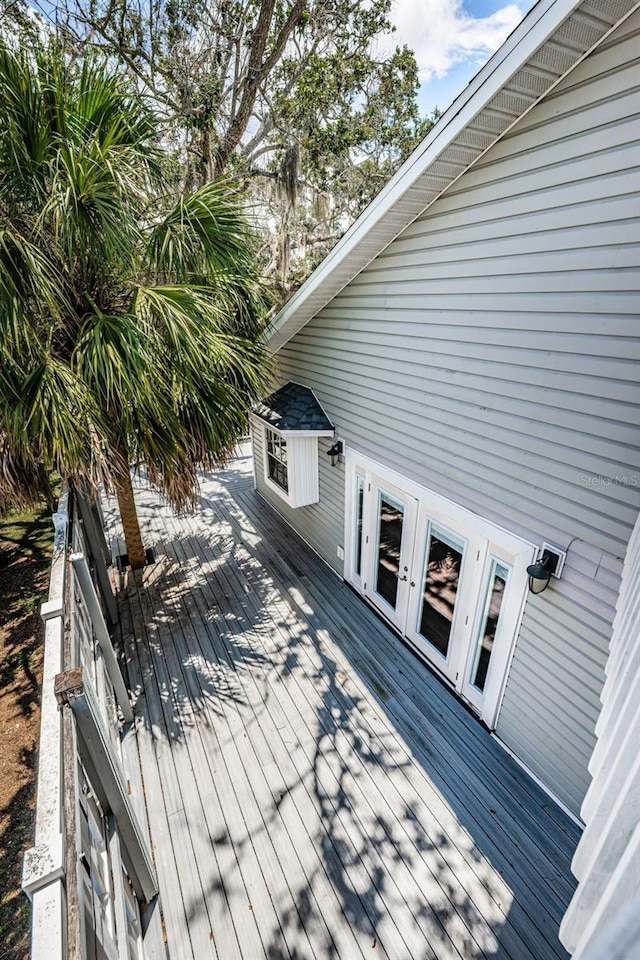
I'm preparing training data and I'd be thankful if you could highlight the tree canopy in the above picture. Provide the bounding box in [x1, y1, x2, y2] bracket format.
[31, 0, 436, 294]
[0, 39, 271, 565]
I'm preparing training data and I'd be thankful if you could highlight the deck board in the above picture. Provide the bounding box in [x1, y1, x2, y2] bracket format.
[208, 492, 552, 958]
[108, 449, 580, 960]
[172, 535, 369, 960]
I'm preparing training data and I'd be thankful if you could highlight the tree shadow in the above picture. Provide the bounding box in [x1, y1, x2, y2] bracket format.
[105, 455, 579, 960]
[0, 507, 53, 569]
[0, 507, 51, 719]
[0, 746, 38, 960]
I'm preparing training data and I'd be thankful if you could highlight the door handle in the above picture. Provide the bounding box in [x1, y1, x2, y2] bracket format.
[399, 574, 408, 581]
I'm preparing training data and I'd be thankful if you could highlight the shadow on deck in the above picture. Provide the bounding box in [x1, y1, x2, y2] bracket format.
[108, 450, 580, 960]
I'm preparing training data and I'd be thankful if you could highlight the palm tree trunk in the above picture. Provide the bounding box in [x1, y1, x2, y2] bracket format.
[114, 469, 147, 570]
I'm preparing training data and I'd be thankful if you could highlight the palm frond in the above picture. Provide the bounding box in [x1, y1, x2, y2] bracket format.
[0, 38, 271, 530]
[148, 179, 260, 283]
[76, 57, 163, 183]
[0, 227, 66, 344]
[41, 146, 142, 273]
[0, 43, 49, 196]
[12, 353, 98, 475]
[132, 284, 219, 371]
[0, 434, 55, 512]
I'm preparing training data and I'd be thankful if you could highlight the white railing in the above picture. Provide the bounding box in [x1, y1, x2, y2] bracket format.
[22, 487, 70, 958]
[21, 487, 157, 959]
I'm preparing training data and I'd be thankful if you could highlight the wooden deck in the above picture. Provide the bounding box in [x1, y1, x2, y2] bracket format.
[109, 448, 581, 960]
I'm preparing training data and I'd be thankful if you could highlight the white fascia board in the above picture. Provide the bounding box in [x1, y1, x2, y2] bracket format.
[266, 0, 580, 351]
[249, 414, 334, 440]
[278, 429, 335, 439]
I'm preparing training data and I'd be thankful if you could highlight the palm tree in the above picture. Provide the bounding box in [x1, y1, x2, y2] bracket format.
[0, 41, 271, 568]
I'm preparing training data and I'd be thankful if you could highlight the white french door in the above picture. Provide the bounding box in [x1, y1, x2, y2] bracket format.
[459, 546, 533, 725]
[346, 453, 534, 728]
[405, 508, 485, 687]
[362, 478, 417, 633]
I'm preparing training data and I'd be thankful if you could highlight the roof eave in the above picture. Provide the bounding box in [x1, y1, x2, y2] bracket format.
[267, 0, 637, 353]
[249, 413, 334, 438]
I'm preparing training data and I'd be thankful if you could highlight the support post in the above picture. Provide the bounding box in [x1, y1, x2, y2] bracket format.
[55, 669, 157, 903]
[70, 553, 133, 722]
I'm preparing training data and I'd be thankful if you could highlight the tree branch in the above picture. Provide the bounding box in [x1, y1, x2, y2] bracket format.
[213, 0, 307, 175]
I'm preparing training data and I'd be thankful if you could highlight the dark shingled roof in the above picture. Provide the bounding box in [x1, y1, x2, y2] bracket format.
[253, 382, 334, 432]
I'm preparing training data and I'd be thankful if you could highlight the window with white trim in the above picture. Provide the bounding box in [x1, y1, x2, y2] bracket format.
[251, 383, 334, 509]
[254, 420, 331, 509]
[266, 429, 288, 493]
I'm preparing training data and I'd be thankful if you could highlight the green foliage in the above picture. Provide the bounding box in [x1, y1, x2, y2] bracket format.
[47, 0, 436, 297]
[0, 40, 271, 514]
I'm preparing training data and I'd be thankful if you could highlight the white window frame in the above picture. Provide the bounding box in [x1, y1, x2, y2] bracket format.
[265, 427, 289, 494]
[251, 415, 334, 509]
[351, 472, 366, 590]
[410, 518, 473, 671]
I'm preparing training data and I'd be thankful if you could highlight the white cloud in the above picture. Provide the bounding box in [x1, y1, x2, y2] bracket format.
[384, 0, 526, 81]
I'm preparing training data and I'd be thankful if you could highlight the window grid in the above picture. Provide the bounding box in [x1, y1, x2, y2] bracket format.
[266, 429, 288, 493]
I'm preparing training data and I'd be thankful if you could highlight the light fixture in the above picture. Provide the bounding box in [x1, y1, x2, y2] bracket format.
[326, 440, 343, 466]
[527, 546, 564, 594]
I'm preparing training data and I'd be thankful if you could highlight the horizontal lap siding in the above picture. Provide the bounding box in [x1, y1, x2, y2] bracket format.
[267, 15, 640, 815]
[497, 552, 617, 810]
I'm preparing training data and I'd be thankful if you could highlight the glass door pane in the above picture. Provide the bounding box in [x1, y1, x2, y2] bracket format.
[469, 560, 510, 692]
[354, 474, 365, 578]
[416, 524, 465, 659]
[375, 493, 405, 610]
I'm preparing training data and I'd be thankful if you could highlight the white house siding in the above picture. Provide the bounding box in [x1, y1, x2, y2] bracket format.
[560, 514, 640, 957]
[255, 12, 640, 815]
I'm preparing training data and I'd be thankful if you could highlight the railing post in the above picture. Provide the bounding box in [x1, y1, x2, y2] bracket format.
[70, 553, 133, 723]
[55, 669, 157, 903]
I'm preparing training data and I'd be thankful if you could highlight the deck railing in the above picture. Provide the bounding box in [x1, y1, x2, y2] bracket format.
[22, 487, 157, 960]
[21, 487, 70, 958]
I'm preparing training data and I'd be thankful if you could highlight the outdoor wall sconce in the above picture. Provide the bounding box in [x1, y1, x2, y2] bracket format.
[326, 440, 343, 466]
[527, 544, 566, 594]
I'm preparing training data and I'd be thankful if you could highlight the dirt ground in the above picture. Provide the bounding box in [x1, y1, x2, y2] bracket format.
[0, 504, 53, 960]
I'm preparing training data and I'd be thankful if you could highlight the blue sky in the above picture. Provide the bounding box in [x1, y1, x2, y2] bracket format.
[386, 0, 538, 116]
